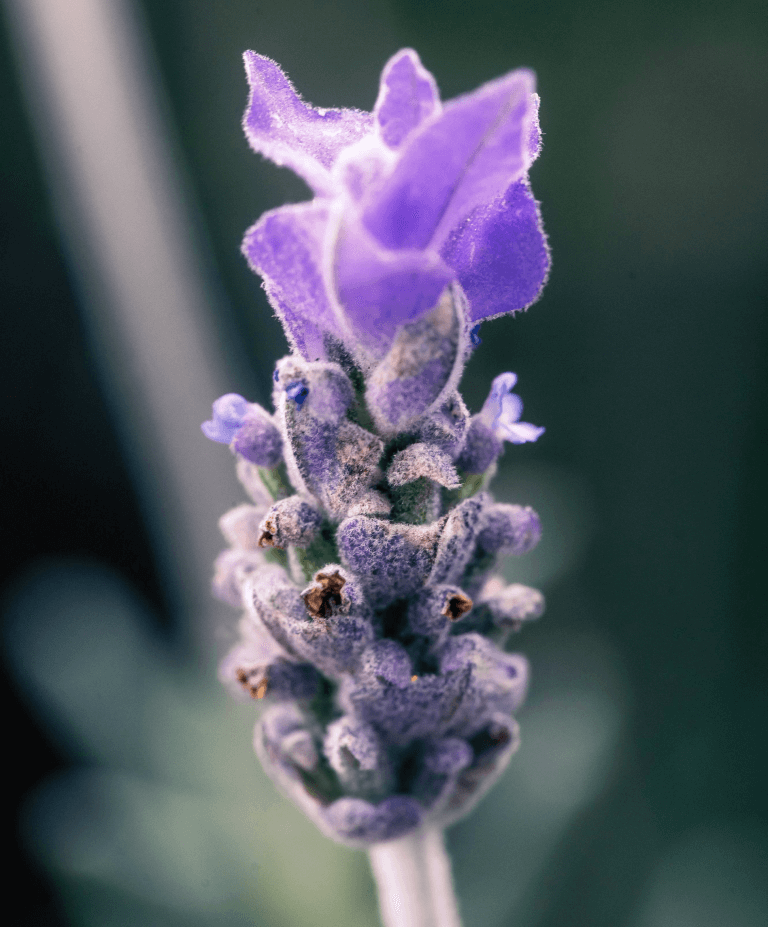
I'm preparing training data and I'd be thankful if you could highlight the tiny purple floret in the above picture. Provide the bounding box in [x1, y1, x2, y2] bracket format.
[202, 393, 248, 444]
[481, 372, 545, 445]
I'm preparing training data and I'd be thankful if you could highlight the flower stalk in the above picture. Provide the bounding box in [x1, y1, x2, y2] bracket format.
[369, 826, 463, 927]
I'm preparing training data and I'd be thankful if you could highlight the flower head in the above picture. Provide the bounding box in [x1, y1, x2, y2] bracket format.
[202, 49, 550, 850]
[241, 48, 549, 366]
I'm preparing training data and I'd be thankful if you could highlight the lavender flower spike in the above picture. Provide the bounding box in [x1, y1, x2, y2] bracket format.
[205, 47, 552, 927]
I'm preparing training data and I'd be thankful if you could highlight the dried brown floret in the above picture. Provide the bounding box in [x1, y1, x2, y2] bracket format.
[236, 666, 269, 699]
[302, 570, 346, 619]
[442, 591, 473, 621]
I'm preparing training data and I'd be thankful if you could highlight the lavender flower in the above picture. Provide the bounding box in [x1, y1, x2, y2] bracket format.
[242, 48, 549, 369]
[204, 46, 549, 909]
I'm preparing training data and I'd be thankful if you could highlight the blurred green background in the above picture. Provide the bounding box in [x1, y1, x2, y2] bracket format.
[2, 1, 766, 925]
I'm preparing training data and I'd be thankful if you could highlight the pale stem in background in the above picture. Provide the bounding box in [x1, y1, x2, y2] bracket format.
[3, 0, 248, 648]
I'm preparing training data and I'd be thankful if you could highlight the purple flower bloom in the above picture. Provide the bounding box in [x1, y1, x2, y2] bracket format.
[457, 372, 544, 473]
[241, 49, 548, 366]
[480, 372, 545, 444]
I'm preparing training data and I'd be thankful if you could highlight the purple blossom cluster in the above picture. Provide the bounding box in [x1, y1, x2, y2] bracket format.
[204, 49, 548, 847]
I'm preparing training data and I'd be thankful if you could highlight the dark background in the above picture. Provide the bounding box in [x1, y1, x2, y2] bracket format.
[3, 0, 767, 925]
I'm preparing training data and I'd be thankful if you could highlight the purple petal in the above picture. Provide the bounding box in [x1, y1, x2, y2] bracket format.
[441, 179, 550, 322]
[242, 51, 372, 194]
[335, 138, 393, 203]
[361, 69, 537, 252]
[497, 420, 545, 444]
[479, 372, 518, 424]
[488, 371, 518, 398]
[527, 93, 542, 161]
[499, 392, 524, 426]
[475, 374, 545, 445]
[374, 48, 441, 149]
[333, 216, 454, 356]
[242, 202, 337, 361]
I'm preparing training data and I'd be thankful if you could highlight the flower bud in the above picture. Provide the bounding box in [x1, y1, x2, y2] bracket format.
[477, 503, 542, 557]
[257, 496, 322, 549]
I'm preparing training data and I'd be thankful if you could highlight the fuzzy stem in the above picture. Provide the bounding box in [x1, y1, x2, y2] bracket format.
[368, 826, 463, 927]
